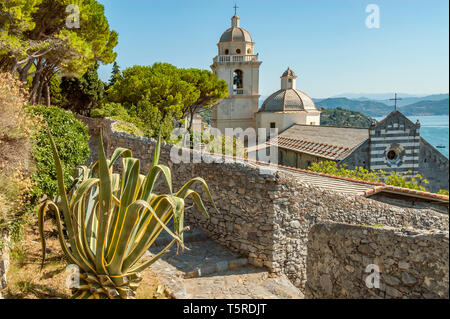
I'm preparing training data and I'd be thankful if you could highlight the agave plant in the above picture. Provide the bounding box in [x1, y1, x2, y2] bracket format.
[39, 128, 217, 299]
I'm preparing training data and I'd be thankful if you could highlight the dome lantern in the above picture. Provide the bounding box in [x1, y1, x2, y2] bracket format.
[232, 15, 240, 28]
[281, 67, 297, 90]
[259, 68, 318, 113]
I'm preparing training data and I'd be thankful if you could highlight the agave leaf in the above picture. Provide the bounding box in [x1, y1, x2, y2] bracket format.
[106, 157, 140, 262]
[182, 189, 210, 218]
[95, 129, 113, 274]
[176, 177, 219, 213]
[129, 237, 177, 274]
[107, 200, 142, 275]
[38, 200, 94, 273]
[46, 127, 96, 272]
[152, 131, 162, 168]
[121, 197, 181, 271]
[69, 178, 99, 210]
[139, 164, 173, 201]
[109, 147, 133, 169]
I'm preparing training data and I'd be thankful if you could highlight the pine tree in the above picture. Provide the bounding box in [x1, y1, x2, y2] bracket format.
[108, 62, 121, 88]
[60, 63, 105, 116]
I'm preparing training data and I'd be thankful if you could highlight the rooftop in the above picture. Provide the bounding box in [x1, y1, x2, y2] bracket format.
[269, 124, 369, 161]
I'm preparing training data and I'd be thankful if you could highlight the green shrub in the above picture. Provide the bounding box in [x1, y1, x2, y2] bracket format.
[91, 102, 131, 121]
[26, 105, 90, 199]
[438, 189, 449, 195]
[112, 121, 144, 137]
[91, 103, 147, 137]
[308, 161, 431, 192]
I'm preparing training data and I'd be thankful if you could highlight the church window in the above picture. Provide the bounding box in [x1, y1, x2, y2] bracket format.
[236, 48, 241, 54]
[233, 70, 243, 90]
[270, 122, 276, 129]
[387, 150, 397, 161]
[225, 49, 229, 55]
[247, 48, 251, 54]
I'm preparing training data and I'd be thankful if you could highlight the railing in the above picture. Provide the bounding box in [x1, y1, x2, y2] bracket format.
[213, 54, 259, 63]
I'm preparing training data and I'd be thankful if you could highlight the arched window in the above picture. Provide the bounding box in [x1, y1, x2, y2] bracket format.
[236, 48, 241, 54]
[233, 70, 243, 90]
[247, 48, 251, 54]
[225, 49, 229, 55]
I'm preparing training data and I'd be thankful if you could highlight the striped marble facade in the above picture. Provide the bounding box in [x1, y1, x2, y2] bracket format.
[369, 111, 421, 176]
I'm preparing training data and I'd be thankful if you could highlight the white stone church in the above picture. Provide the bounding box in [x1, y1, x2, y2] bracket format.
[209, 13, 449, 193]
[211, 14, 321, 135]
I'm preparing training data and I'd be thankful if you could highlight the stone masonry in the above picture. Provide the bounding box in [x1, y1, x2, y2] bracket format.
[0, 231, 10, 299]
[77, 116, 449, 293]
[306, 222, 449, 299]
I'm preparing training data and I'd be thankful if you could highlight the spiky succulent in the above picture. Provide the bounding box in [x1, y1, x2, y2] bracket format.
[39, 129, 216, 299]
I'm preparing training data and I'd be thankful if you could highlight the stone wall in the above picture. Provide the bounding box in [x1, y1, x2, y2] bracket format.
[77, 116, 449, 293]
[419, 138, 449, 193]
[305, 222, 449, 299]
[0, 231, 10, 299]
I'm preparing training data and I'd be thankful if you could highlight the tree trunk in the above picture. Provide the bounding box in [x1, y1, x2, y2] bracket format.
[44, 81, 51, 107]
[29, 59, 44, 105]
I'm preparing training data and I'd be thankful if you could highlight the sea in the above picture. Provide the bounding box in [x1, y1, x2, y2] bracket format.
[374, 115, 449, 158]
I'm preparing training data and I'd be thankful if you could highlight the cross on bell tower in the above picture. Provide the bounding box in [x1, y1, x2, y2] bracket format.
[234, 4, 239, 15]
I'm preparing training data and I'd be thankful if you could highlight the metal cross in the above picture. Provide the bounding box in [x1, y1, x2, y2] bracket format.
[234, 4, 239, 15]
[390, 93, 402, 111]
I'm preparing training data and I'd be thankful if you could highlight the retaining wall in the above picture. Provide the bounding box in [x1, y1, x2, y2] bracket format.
[77, 116, 449, 292]
[306, 222, 449, 299]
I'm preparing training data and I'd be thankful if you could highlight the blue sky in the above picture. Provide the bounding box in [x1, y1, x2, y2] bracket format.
[97, 0, 449, 98]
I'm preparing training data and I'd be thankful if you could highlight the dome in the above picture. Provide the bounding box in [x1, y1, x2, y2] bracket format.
[260, 89, 317, 113]
[219, 15, 253, 43]
[220, 27, 253, 42]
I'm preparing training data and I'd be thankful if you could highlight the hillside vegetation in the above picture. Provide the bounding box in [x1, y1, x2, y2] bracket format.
[400, 99, 449, 116]
[315, 98, 392, 117]
[0, 73, 35, 233]
[320, 108, 373, 127]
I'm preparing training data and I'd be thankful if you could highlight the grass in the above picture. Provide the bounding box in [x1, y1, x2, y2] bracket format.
[113, 120, 145, 137]
[4, 219, 171, 299]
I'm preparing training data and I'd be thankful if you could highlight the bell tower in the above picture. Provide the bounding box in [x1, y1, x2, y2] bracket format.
[211, 13, 262, 133]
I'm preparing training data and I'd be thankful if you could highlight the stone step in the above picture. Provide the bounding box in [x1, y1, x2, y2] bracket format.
[149, 239, 246, 278]
[181, 267, 304, 299]
[184, 258, 248, 279]
[152, 225, 208, 248]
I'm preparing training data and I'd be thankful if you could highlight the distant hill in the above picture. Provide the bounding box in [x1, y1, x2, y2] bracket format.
[399, 99, 449, 116]
[315, 98, 392, 117]
[331, 93, 420, 100]
[320, 108, 373, 127]
[314, 96, 449, 117]
[378, 94, 449, 107]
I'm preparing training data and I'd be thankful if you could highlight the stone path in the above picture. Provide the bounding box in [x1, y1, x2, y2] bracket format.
[148, 227, 304, 299]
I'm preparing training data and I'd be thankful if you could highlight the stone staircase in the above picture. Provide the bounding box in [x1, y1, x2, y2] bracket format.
[148, 227, 304, 299]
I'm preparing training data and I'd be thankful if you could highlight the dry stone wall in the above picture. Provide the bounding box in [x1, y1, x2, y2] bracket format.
[271, 172, 449, 289]
[305, 222, 449, 299]
[78, 116, 449, 293]
[0, 231, 9, 299]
